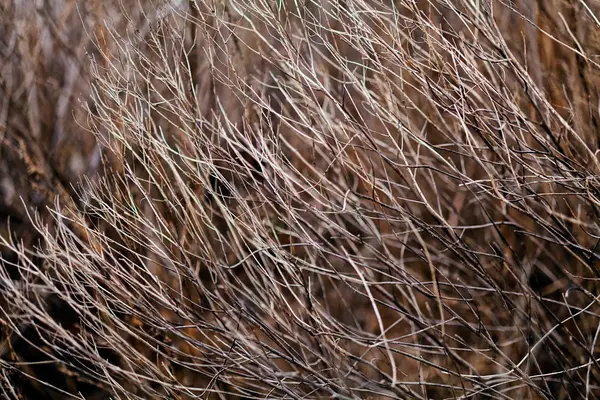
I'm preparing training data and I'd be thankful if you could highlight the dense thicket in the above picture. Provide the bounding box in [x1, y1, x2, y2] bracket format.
[2, 1, 600, 398]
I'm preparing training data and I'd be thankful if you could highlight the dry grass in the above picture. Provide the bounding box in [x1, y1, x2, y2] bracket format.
[2, 0, 600, 398]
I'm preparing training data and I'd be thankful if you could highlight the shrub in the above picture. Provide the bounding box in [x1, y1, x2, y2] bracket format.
[2, 0, 600, 398]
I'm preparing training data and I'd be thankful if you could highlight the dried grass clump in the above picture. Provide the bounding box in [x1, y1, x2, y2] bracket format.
[3, 0, 600, 398]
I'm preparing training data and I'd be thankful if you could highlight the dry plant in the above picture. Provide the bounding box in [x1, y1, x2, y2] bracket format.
[2, 0, 600, 398]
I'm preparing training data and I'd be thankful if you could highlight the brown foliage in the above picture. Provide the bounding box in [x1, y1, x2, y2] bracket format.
[2, 0, 600, 399]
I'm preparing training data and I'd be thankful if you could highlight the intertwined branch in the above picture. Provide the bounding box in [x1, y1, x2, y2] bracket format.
[2, 0, 600, 398]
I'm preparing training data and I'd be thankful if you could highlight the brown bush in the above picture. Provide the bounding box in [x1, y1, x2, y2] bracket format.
[2, 0, 600, 398]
